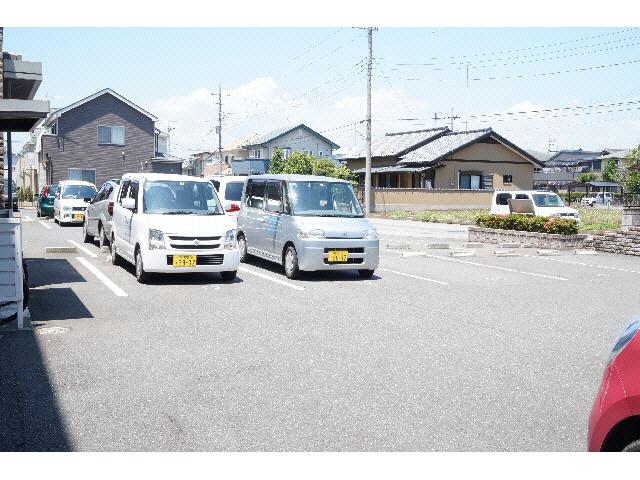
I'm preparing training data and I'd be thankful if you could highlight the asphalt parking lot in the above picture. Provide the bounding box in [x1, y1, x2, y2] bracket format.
[2, 208, 639, 451]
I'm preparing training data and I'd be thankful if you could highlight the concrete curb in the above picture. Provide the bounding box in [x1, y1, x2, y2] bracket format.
[427, 243, 450, 249]
[462, 242, 484, 249]
[574, 249, 598, 255]
[450, 249, 476, 257]
[400, 252, 427, 259]
[494, 249, 519, 257]
[498, 242, 521, 249]
[537, 249, 561, 256]
[386, 242, 411, 250]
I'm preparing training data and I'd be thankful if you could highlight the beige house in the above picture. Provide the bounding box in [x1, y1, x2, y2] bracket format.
[345, 128, 543, 191]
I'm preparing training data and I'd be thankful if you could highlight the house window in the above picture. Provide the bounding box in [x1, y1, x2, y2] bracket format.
[250, 149, 262, 159]
[302, 149, 312, 156]
[459, 172, 482, 190]
[319, 151, 324, 157]
[155, 133, 167, 155]
[97, 125, 125, 145]
[68, 168, 96, 185]
[50, 121, 58, 135]
[503, 174, 513, 184]
[282, 148, 291, 159]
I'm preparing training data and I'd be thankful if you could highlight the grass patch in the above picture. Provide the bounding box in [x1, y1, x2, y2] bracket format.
[382, 207, 622, 232]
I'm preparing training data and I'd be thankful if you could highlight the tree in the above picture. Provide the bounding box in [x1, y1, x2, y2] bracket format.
[311, 158, 338, 177]
[280, 151, 315, 175]
[624, 145, 640, 193]
[268, 147, 286, 174]
[602, 159, 620, 183]
[577, 172, 598, 183]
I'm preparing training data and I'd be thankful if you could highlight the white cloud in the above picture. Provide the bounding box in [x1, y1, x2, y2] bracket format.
[146, 78, 432, 158]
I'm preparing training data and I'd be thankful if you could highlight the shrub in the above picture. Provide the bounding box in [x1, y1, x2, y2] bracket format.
[476, 214, 578, 235]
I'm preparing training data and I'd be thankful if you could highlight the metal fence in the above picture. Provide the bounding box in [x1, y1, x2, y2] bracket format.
[622, 193, 640, 208]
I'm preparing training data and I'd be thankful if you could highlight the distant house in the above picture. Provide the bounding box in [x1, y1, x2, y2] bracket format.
[231, 124, 339, 175]
[533, 148, 629, 191]
[38, 88, 168, 187]
[343, 127, 542, 190]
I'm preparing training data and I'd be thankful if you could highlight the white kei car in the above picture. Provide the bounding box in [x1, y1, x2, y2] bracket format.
[109, 173, 240, 283]
[53, 180, 98, 225]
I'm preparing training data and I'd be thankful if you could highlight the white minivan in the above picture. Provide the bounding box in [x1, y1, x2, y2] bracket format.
[110, 173, 240, 283]
[490, 190, 580, 221]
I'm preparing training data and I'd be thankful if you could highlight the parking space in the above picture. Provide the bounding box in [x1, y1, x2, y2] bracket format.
[3, 209, 639, 451]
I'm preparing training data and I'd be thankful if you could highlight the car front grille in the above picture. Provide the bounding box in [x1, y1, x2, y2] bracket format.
[72, 206, 87, 211]
[167, 235, 222, 250]
[168, 236, 221, 241]
[166, 254, 224, 266]
[324, 247, 365, 254]
[170, 243, 221, 250]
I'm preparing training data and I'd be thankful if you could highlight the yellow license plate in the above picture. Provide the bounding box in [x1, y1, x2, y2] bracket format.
[172, 255, 197, 267]
[73, 214, 84, 220]
[327, 250, 349, 262]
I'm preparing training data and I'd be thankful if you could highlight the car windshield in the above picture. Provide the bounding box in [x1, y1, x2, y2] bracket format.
[532, 193, 565, 207]
[224, 182, 244, 201]
[62, 184, 97, 199]
[46, 185, 59, 197]
[287, 181, 363, 217]
[142, 180, 224, 215]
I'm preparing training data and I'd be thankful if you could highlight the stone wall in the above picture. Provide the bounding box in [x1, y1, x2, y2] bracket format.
[584, 227, 640, 256]
[469, 226, 588, 249]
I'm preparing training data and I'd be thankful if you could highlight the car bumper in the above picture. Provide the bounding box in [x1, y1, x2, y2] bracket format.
[296, 238, 379, 272]
[142, 248, 240, 273]
[59, 213, 85, 223]
[41, 205, 54, 216]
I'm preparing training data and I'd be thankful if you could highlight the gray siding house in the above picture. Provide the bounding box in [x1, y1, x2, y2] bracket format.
[39, 88, 166, 187]
[232, 124, 339, 175]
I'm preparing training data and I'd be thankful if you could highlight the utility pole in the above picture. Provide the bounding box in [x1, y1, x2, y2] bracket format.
[167, 122, 175, 157]
[364, 26, 377, 217]
[217, 84, 223, 175]
[449, 107, 459, 131]
[433, 112, 441, 127]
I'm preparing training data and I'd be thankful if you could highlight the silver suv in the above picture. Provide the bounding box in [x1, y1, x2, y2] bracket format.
[237, 174, 379, 279]
[82, 178, 120, 248]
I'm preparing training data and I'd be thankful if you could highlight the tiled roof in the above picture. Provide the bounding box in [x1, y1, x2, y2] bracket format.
[399, 129, 492, 164]
[399, 128, 543, 167]
[243, 123, 340, 149]
[546, 149, 604, 164]
[344, 127, 449, 159]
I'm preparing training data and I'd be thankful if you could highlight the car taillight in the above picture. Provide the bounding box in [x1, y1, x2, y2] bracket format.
[226, 203, 240, 213]
[108, 202, 114, 216]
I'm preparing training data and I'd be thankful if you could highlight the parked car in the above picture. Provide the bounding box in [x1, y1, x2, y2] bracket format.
[36, 184, 59, 217]
[208, 175, 246, 218]
[237, 174, 379, 279]
[588, 317, 640, 451]
[53, 180, 97, 225]
[110, 173, 239, 283]
[2, 179, 18, 212]
[82, 179, 121, 247]
[490, 190, 580, 222]
[582, 192, 614, 207]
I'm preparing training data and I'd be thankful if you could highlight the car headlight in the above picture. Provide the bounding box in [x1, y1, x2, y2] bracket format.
[224, 229, 236, 249]
[62, 206, 72, 211]
[148, 229, 165, 250]
[362, 229, 378, 239]
[297, 228, 325, 239]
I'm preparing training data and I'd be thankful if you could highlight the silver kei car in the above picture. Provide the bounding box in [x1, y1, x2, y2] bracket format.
[237, 174, 379, 279]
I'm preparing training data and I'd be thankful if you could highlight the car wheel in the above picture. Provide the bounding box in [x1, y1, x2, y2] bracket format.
[13, 205, 18, 212]
[98, 225, 108, 249]
[135, 249, 150, 284]
[358, 269, 375, 279]
[82, 218, 93, 244]
[110, 235, 121, 266]
[284, 245, 300, 280]
[238, 234, 248, 263]
[36, 208, 41, 218]
[622, 439, 640, 452]
[220, 270, 236, 282]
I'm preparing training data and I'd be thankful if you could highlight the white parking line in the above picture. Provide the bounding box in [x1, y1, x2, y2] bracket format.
[68, 240, 98, 258]
[24, 215, 34, 221]
[383, 249, 568, 281]
[378, 268, 448, 285]
[75, 257, 128, 297]
[39, 221, 52, 229]
[521, 254, 640, 275]
[238, 267, 305, 291]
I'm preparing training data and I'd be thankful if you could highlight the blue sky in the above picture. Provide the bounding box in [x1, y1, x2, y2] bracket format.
[6, 27, 640, 157]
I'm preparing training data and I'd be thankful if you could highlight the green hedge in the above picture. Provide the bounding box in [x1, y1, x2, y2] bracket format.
[476, 214, 579, 235]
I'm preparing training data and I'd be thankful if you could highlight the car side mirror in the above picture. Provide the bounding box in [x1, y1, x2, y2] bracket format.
[121, 197, 136, 211]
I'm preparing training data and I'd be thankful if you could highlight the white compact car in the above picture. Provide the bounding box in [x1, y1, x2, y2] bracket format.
[110, 173, 240, 283]
[208, 175, 246, 218]
[53, 180, 98, 225]
[490, 190, 580, 221]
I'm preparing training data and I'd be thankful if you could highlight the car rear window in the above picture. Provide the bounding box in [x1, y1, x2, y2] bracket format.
[224, 182, 244, 201]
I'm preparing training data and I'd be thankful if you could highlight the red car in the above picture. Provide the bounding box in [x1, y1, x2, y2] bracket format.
[588, 317, 640, 451]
